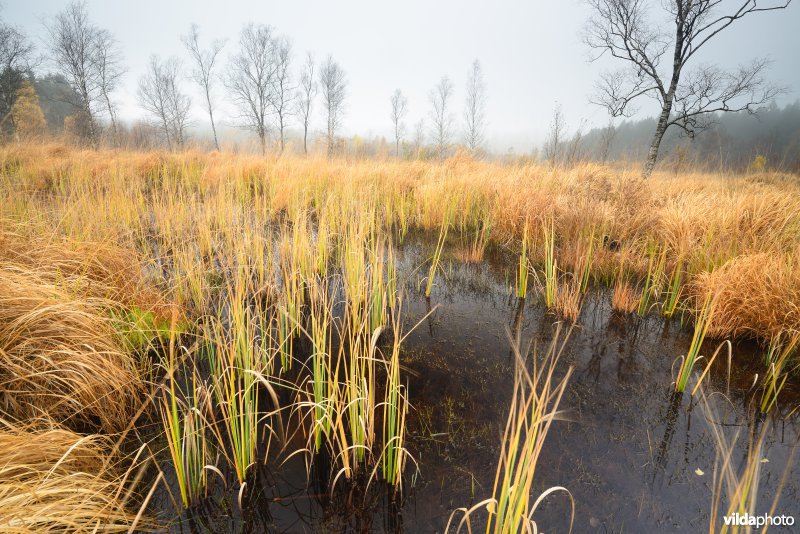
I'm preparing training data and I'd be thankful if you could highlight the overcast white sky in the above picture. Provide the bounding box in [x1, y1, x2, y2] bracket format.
[5, 0, 800, 151]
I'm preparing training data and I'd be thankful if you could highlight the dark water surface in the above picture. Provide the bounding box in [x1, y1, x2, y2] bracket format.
[147, 242, 800, 533]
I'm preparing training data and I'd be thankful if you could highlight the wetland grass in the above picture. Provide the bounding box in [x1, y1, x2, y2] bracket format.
[426, 213, 451, 299]
[3, 144, 800, 530]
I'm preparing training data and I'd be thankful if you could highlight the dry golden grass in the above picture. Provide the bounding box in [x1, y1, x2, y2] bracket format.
[693, 252, 800, 340]
[0, 266, 143, 431]
[0, 422, 138, 533]
[553, 277, 584, 323]
[2, 143, 798, 342]
[612, 279, 639, 314]
[0, 224, 162, 311]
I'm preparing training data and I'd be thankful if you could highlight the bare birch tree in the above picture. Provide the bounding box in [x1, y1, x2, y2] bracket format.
[181, 24, 225, 150]
[226, 24, 275, 154]
[296, 52, 316, 155]
[429, 76, 454, 159]
[319, 55, 346, 157]
[597, 119, 617, 162]
[463, 59, 487, 154]
[585, 0, 791, 178]
[413, 119, 425, 159]
[138, 55, 191, 150]
[270, 36, 293, 154]
[543, 104, 566, 166]
[46, 1, 126, 147]
[94, 29, 124, 145]
[390, 89, 407, 158]
[45, 1, 100, 146]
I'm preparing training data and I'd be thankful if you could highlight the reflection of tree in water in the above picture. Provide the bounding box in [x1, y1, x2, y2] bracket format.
[508, 297, 525, 359]
[652, 391, 684, 488]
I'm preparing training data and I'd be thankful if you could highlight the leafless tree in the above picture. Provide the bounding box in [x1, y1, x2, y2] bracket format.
[413, 118, 425, 159]
[226, 24, 276, 155]
[390, 89, 407, 158]
[564, 119, 587, 166]
[182, 24, 225, 150]
[270, 36, 293, 154]
[429, 76, 454, 159]
[585, 0, 791, 178]
[543, 104, 566, 166]
[0, 17, 35, 133]
[45, 1, 101, 145]
[463, 59, 487, 154]
[295, 52, 316, 155]
[597, 119, 617, 162]
[138, 55, 191, 150]
[319, 55, 346, 157]
[93, 29, 124, 145]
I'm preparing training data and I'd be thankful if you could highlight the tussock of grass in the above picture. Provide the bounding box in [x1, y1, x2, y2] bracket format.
[0, 267, 142, 432]
[0, 423, 139, 533]
[693, 252, 800, 340]
[612, 278, 639, 314]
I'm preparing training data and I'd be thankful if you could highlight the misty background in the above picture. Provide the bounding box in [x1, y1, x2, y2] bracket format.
[3, 0, 800, 168]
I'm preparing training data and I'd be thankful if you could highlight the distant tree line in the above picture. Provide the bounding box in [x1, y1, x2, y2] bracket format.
[575, 101, 800, 173]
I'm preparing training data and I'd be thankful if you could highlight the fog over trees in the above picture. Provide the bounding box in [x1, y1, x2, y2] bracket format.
[0, 0, 797, 171]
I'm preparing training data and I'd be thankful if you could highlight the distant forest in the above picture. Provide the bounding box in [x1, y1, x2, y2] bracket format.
[579, 102, 800, 173]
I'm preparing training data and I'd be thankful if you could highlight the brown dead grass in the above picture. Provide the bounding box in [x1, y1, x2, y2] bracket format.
[693, 251, 800, 340]
[0, 266, 143, 432]
[0, 422, 137, 533]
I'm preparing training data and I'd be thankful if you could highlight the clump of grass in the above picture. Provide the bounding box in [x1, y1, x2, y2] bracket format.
[759, 332, 800, 415]
[554, 275, 583, 323]
[206, 291, 264, 485]
[612, 277, 639, 314]
[693, 252, 800, 340]
[378, 310, 411, 489]
[542, 220, 557, 308]
[662, 258, 684, 319]
[517, 222, 530, 299]
[576, 227, 596, 293]
[0, 423, 140, 532]
[637, 245, 667, 316]
[0, 267, 142, 432]
[447, 326, 574, 533]
[426, 214, 450, 298]
[159, 371, 215, 508]
[675, 294, 716, 393]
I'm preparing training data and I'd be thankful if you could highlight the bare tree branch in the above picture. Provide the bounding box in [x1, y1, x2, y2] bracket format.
[138, 55, 190, 150]
[269, 36, 293, 154]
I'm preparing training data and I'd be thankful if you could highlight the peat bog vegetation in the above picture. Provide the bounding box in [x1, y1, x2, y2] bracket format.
[1, 144, 800, 532]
